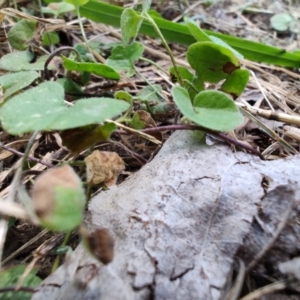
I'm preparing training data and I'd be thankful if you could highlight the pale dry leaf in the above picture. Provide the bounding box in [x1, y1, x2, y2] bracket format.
[0, 199, 29, 219]
[136, 110, 156, 128]
[85, 150, 125, 187]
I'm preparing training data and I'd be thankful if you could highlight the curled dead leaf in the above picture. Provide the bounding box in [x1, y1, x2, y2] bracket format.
[135, 110, 162, 141]
[85, 150, 125, 186]
[85, 228, 114, 265]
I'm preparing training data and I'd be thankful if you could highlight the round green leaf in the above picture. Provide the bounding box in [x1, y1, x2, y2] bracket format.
[172, 86, 243, 132]
[0, 51, 50, 71]
[42, 31, 60, 46]
[106, 42, 144, 77]
[0, 81, 130, 135]
[121, 8, 143, 45]
[187, 41, 240, 83]
[221, 68, 250, 99]
[114, 90, 133, 104]
[137, 84, 162, 102]
[8, 19, 37, 50]
[0, 71, 39, 100]
[270, 13, 294, 32]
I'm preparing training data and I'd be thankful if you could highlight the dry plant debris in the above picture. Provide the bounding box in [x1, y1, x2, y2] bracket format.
[85, 150, 125, 186]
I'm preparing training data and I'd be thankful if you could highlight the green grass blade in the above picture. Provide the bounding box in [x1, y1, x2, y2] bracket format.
[80, 1, 300, 68]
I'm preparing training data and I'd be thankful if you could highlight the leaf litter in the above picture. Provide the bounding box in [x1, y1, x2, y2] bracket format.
[0, 0, 299, 299]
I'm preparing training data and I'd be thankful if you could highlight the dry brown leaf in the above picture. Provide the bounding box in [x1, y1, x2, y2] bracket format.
[85, 150, 125, 186]
[80, 227, 114, 265]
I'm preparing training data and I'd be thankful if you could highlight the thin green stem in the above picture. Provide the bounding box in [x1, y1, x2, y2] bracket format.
[134, 66, 167, 102]
[183, 79, 199, 93]
[144, 13, 183, 86]
[86, 184, 92, 203]
[76, 5, 89, 45]
[51, 230, 72, 273]
[37, 0, 54, 46]
[139, 57, 169, 75]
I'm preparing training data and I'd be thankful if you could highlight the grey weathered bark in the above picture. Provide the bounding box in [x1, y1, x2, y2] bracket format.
[32, 131, 300, 300]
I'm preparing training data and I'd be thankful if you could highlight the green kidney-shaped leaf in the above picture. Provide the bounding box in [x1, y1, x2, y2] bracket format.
[0, 51, 51, 71]
[270, 13, 294, 32]
[106, 42, 144, 77]
[121, 8, 143, 45]
[8, 19, 37, 50]
[172, 86, 243, 132]
[0, 81, 129, 135]
[170, 65, 204, 101]
[187, 41, 240, 83]
[0, 265, 41, 300]
[42, 31, 60, 46]
[137, 84, 162, 102]
[221, 68, 250, 99]
[114, 90, 133, 104]
[62, 56, 120, 80]
[0, 71, 39, 100]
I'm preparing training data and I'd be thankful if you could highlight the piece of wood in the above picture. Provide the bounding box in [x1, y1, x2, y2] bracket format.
[33, 131, 300, 300]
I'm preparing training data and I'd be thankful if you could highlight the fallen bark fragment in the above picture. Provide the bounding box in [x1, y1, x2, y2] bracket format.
[33, 131, 300, 300]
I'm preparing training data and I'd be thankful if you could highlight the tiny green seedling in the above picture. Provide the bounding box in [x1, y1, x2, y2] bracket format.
[117, 3, 249, 132]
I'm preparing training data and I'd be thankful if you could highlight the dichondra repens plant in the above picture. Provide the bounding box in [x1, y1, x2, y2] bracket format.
[0, 0, 249, 243]
[0, 0, 252, 293]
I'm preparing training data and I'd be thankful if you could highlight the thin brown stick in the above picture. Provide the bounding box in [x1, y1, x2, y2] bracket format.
[0, 143, 53, 168]
[239, 281, 287, 300]
[0, 286, 36, 293]
[224, 259, 245, 300]
[137, 125, 264, 160]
